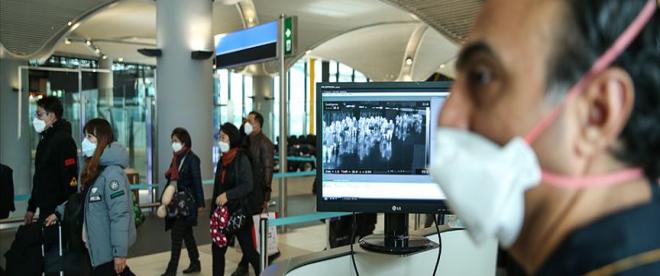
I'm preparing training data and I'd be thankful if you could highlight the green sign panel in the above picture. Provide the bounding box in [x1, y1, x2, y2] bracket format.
[284, 17, 295, 56]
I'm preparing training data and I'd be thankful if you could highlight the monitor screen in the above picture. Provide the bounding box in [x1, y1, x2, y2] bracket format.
[316, 82, 450, 214]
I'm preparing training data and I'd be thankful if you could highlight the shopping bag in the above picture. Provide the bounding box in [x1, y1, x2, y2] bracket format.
[251, 212, 279, 255]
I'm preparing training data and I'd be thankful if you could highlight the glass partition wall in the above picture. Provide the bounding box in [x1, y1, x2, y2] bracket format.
[16, 63, 156, 215]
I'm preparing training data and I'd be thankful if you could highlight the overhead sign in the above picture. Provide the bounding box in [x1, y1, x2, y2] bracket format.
[282, 16, 297, 56]
[214, 21, 278, 68]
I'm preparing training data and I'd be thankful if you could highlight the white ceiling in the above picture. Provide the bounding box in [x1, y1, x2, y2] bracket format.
[310, 22, 419, 81]
[43, 0, 463, 79]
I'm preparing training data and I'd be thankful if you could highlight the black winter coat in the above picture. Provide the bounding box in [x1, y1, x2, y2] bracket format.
[0, 164, 15, 219]
[28, 119, 78, 215]
[165, 150, 205, 230]
[211, 149, 254, 216]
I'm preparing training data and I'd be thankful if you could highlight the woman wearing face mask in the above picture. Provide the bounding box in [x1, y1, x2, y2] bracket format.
[210, 123, 260, 276]
[161, 127, 205, 276]
[48, 118, 136, 275]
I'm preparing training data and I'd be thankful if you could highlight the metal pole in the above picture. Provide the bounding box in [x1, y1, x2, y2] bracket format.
[278, 14, 289, 232]
[259, 217, 269, 272]
[414, 213, 421, 231]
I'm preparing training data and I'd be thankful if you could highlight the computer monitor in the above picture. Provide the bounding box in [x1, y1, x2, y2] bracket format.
[316, 81, 450, 215]
[315, 81, 451, 254]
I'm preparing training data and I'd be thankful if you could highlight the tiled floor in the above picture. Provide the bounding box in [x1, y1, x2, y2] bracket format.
[128, 223, 328, 276]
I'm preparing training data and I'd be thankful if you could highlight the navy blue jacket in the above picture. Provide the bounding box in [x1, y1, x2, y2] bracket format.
[165, 150, 205, 230]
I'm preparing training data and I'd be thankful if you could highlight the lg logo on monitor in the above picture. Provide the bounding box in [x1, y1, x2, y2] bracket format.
[391, 205, 402, 212]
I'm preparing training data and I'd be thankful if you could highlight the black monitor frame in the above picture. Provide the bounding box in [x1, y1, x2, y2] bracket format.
[315, 81, 452, 215]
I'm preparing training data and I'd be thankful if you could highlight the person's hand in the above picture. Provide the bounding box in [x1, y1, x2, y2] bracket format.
[24, 211, 34, 224]
[44, 213, 58, 226]
[114, 257, 127, 274]
[215, 193, 228, 206]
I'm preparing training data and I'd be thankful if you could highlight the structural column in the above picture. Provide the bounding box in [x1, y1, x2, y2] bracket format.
[0, 57, 30, 216]
[156, 0, 214, 191]
[251, 75, 274, 140]
[97, 58, 113, 107]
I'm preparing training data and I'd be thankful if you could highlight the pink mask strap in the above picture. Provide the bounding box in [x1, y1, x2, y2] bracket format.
[542, 168, 644, 189]
[524, 0, 657, 144]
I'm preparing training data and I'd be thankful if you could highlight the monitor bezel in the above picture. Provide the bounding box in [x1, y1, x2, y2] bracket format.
[315, 81, 452, 214]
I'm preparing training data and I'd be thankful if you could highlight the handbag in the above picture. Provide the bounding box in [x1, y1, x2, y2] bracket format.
[166, 156, 195, 218]
[168, 188, 194, 218]
[225, 205, 247, 234]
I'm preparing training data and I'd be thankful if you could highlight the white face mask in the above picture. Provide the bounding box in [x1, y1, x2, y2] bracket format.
[219, 141, 230, 153]
[172, 142, 183, 153]
[33, 117, 46, 133]
[429, 2, 654, 248]
[430, 128, 540, 247]
[82, 138, 97, 158]
[244, 122, 253, 135]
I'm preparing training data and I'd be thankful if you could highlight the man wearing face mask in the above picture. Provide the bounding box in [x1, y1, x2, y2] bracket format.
[430, 0, 659, 274]
[25, 96, 78, 225]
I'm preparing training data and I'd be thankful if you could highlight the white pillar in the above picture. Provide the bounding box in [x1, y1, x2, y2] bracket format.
[97, 58, 113, 107]
[156, 0, 214, 191]
[252, 75, 275, 140]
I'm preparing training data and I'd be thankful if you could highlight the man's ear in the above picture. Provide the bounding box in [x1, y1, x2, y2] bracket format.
[574, 67, 634, 158]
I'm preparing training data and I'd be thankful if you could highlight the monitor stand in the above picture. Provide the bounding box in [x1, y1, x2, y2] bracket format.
[359, 213, 436, 255]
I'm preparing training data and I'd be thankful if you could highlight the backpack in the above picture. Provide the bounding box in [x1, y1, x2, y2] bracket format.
[62, 193, 85, 253]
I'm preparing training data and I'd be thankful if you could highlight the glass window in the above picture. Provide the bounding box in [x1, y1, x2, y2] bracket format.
[229, 71, 243, 126]
[354, 70, 368, 83]
[338, 63, 353, 82]
[289, 60, 306, 135]
[244, 74, 253, 113]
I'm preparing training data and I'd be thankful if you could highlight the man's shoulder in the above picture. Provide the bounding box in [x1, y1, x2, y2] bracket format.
[257, 133, 274, 146]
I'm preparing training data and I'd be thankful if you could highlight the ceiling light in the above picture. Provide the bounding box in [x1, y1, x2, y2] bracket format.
[95, 48, 101, 54]
[248, 17, 254, 23]
[101, 55, 107, 60]
[117, 57, 124, 62]
[405, 57, 413, 65]
[67, 21, 73, 26]
[305, 50, 312, 55]
[64, 38, 71, 45]
[85, 40, 92, 46]
[440, 64, 446, 69]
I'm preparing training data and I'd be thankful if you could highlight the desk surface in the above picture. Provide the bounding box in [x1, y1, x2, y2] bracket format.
[263, 227, 498, 276]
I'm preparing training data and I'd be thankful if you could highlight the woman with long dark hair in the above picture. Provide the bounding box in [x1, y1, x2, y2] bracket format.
[78, 118, 136, 275]
[161, 127, 204, 276]
[210, 123, 260, 276]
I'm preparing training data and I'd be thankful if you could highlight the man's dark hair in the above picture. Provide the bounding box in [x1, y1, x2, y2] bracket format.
[36, 96, 64, 119]
[249, 111, 265, 128]
[171, 127, 192, 148]
[549, 0, 659, 179]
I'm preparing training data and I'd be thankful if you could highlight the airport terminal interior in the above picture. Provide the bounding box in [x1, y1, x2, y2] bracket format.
[2, 0, 659, 275]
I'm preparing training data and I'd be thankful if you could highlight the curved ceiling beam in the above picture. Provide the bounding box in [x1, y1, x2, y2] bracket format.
[379, 0, 482, 44]
[257, 20, 419, 77]
[0, 0, 119, 60]
[397, 24, 428, 81]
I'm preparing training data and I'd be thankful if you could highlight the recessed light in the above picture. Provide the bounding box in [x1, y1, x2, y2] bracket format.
[64, 38, 71, 45]
[67, 21, 73, 26]
[85, 40, 92, 46]
[117, 57, 124, 62]
[405, 57, 413, 65]
[440, 64, 445, 69]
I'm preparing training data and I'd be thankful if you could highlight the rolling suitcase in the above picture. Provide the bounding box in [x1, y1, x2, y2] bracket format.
[41, 223, 64, 276]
